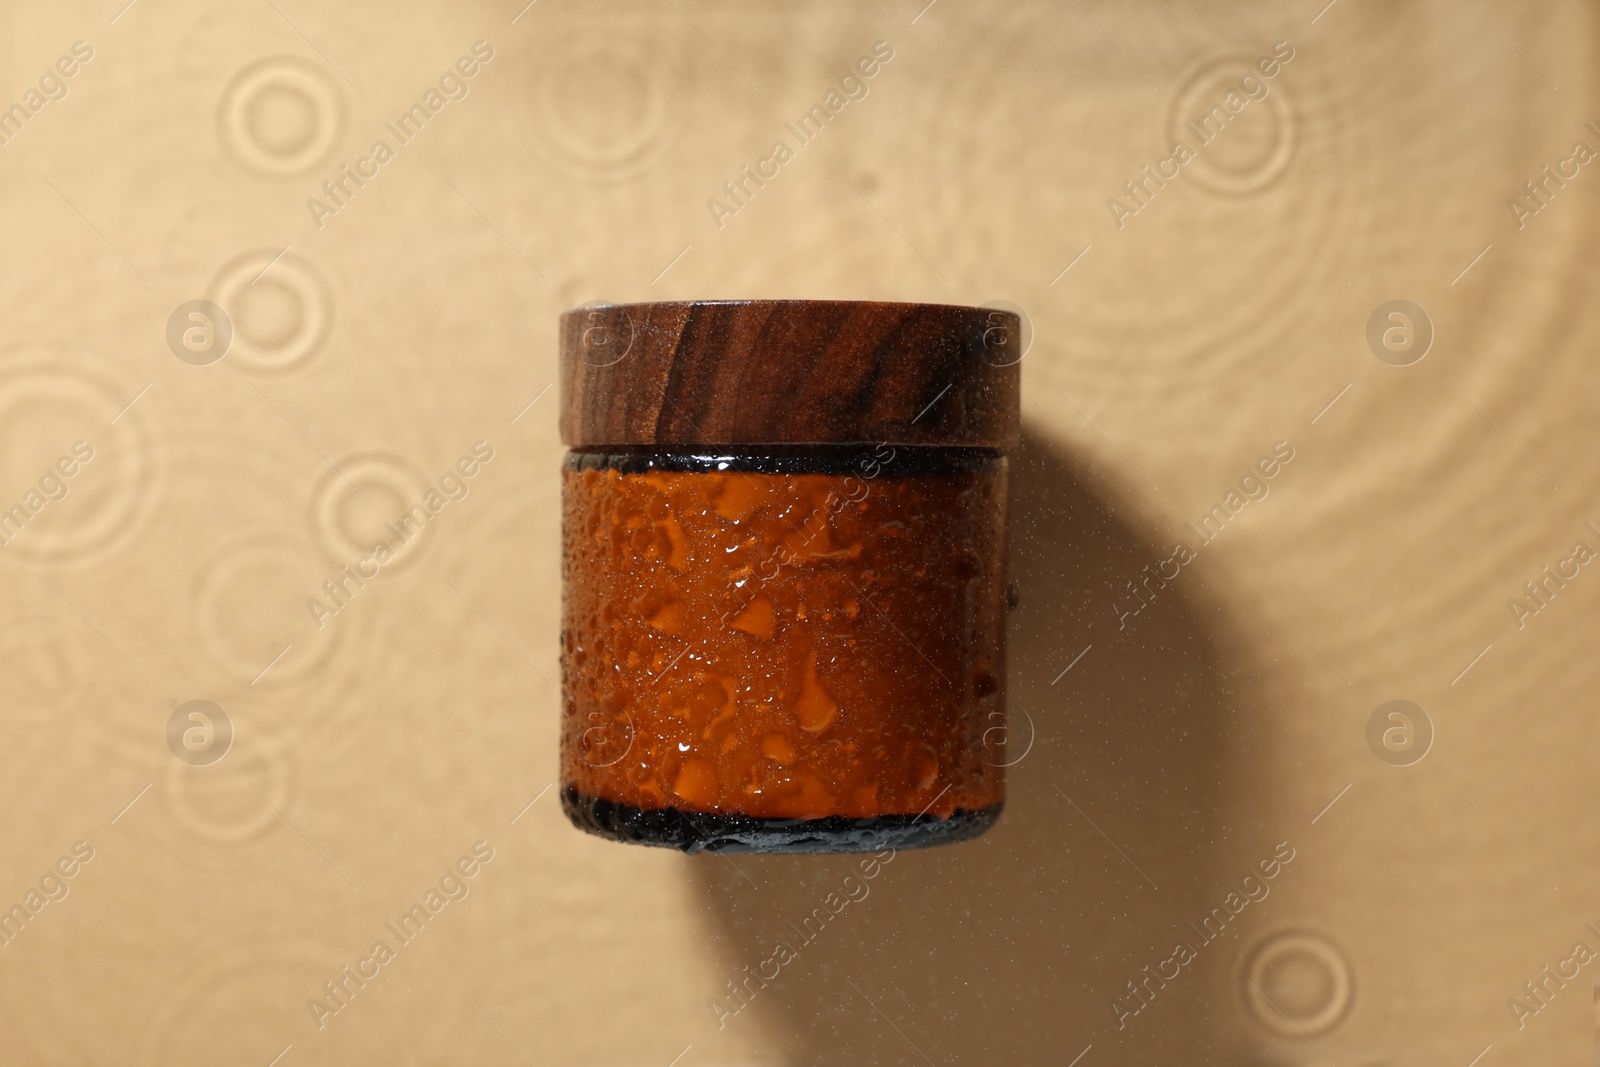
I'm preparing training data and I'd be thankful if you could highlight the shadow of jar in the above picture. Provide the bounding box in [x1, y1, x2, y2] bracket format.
[685, 427, 1281, 1064]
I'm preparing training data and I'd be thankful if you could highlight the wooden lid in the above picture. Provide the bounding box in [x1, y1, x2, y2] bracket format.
[559, 300, 1021, 449]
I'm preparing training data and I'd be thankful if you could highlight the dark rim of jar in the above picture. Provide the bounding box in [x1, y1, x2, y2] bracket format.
[559, 301, 1021, 452]
[563, 443, 1003, 476]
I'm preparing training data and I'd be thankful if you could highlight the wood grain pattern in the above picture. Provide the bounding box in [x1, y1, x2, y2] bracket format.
[559, 300, 1021, 448]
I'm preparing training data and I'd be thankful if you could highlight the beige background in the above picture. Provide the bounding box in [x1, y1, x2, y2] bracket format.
[1, 0, 1597, 1064]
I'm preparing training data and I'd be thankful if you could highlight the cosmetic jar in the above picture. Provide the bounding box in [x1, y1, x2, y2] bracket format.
[559, 300, 1020, 853]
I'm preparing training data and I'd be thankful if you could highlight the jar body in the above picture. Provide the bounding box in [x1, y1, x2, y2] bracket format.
[559, 444, 1008, 853]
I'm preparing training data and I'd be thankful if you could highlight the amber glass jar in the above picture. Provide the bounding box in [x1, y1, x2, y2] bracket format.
[558, 300, 1020, 853]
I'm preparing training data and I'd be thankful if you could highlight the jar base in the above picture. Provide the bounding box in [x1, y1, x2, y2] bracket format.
[561, 786, 1002, 855]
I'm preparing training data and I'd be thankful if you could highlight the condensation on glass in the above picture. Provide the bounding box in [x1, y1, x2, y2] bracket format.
[557, 300, 1021, 853]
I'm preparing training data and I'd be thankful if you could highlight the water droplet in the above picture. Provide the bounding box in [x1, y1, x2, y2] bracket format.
[795, 653, 839, 733]
[650, 598, 686, 633]
[672, 758, 718, 808]
[760, 734, 797, 764]
[731, 595, 776, 640]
